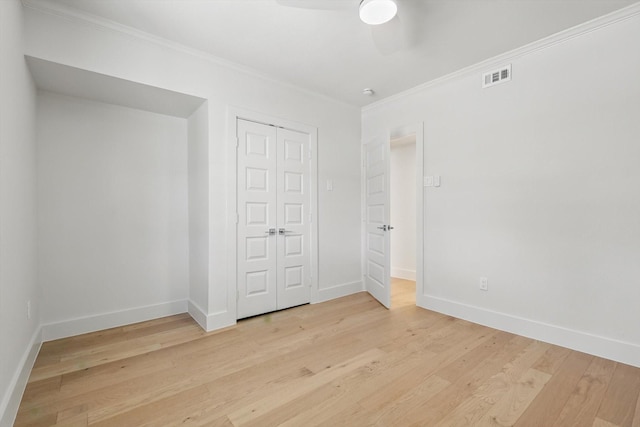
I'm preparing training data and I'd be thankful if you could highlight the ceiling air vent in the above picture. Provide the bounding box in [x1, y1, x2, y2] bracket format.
[482, 64, 511, 88]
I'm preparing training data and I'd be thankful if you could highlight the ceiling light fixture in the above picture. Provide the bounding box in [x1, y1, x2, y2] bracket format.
[363, 88, 375, 96]
[359, 0, 397, 25]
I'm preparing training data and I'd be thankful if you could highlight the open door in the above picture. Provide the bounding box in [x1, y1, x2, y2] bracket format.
[364, 137, 391, 308]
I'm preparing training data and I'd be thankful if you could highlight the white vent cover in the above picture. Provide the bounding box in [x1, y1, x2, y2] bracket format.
[482, 64, 512, 88]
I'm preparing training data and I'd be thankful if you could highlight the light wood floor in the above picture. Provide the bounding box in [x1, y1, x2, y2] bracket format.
[15, 278, 640, 426]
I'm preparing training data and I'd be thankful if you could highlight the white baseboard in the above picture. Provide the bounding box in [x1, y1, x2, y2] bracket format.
[187, 300, 208, 330]
[391, 268, 416, 281]
[315, 280, 364, 304]
[190, 281, 365, 333]
[0, 326, 42, 427]
[418, 295, 640, 368]
[188, 300, 236, 332]
[41, 299, 188, 341]
[205, 310, 236, 332]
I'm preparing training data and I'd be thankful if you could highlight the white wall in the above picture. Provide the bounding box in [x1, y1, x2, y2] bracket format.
[187, 101, 210, 326]
[0, 1, 39, 424]
[37, 92, 189, 338]
[390, 140, 416, 280]
[363, 10, 640, 367]
[23, 4, 362, 329]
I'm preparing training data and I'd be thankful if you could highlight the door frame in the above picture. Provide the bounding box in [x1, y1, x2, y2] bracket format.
[361, 122, 424, 307]
[226, 107, 319, 320]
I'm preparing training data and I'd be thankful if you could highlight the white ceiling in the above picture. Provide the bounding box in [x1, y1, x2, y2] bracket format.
[38, 0, 637, 107]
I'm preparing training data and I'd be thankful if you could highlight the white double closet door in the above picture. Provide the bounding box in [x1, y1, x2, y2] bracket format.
[237, 119, 311, 319]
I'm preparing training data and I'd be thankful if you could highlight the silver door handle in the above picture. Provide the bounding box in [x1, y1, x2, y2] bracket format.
[265, 228, 276, 235]
[279, 228, 294, 235]
[377, 225, 387, 231]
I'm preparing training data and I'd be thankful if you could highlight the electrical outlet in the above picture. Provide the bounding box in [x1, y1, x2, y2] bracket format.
[479, 277, 488, 291]
[27, 300, 32, 320]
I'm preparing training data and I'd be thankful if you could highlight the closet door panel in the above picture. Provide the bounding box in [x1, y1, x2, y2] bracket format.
[277, 128, 311, 310]
[237, 120, 278, 319]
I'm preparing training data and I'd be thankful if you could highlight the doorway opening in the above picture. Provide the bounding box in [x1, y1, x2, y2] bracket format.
[390, 134, 417, 308]
[361, 121, 423, 310]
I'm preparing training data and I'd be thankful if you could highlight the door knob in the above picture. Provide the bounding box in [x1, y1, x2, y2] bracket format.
[265, 228, 276, 235]
[377, 225, 388, 231]
[279, 228, 294, 235]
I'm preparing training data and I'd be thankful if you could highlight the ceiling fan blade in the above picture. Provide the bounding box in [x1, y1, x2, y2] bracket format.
[370, 16, 406, 54]
[275, 0, 354, 10]
[371, 0, 422, 55]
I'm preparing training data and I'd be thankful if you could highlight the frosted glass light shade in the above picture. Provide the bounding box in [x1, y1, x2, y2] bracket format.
[359, 0, 397, 25]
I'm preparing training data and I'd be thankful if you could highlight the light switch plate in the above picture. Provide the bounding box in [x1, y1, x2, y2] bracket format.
[423, 176, 434, 187]
[434, 176, 441, 187]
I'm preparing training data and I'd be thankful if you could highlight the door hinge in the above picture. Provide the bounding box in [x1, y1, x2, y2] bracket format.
[235, 137, 239, 149]
[235, 213, 239, 224]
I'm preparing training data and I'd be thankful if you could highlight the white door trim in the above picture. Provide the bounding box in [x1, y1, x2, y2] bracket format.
[226, 107, 319, 321]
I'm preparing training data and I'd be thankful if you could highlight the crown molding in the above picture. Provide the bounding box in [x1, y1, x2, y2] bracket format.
[20, 0, 640, 113]
[362, 1, 640, 113]
[20, 0, 357, 110]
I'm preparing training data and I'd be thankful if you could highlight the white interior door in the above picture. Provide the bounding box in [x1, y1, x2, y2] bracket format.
[237, 119, 310, 319]
[237, 119, 278, 318]
[277, 128, 311, 310]
[364, 138, 391, 308]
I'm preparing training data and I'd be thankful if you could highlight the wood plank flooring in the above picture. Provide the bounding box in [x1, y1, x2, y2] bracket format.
[15, 278, 640, 426]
